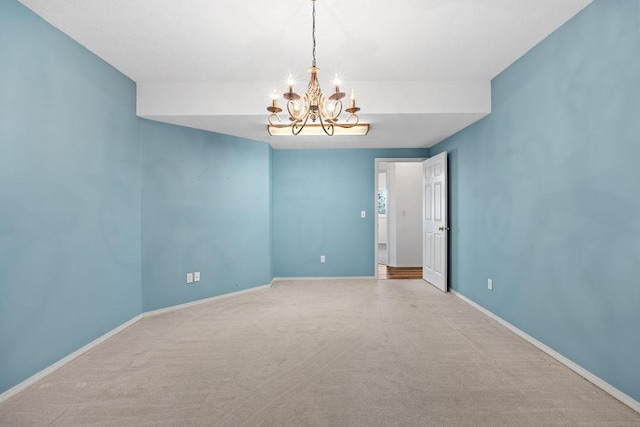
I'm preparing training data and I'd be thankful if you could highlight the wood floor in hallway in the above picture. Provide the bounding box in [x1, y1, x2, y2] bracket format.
[377, 263, 423, 279]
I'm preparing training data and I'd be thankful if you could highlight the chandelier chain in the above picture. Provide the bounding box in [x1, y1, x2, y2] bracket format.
[312, 0, 316, 67]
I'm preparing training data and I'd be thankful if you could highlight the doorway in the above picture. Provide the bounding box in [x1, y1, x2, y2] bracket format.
[375, 158, 426, 279]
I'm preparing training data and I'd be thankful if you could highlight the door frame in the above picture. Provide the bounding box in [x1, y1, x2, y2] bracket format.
[374, 158, 426, 279]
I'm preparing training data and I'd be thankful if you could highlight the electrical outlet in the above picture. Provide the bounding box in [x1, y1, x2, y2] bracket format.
[320, 255, 325, 263]
[488, 278, 493, 291]
[194, 272, 200, 282]
[186, 273, 194, 284]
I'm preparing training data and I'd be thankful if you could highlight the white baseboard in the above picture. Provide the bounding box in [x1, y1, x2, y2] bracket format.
[0, 281, 274, 404]
[0, 314, 143, 404]
[273, 276, 375, 282]
[143, 282, 273, 318]
[449, 289, 640, 414]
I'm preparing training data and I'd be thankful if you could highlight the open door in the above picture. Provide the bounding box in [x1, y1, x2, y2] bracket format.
[422, 152, 448, 292]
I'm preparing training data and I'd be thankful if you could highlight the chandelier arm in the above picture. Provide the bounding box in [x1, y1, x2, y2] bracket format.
[286, 100, 304, 122]
[318, 113, 335, 136]
[316, 93, 328, 122]
[299, 93, 312, 122]
[292, 115, 311, 135]
[323, 100, 342, 121]
[332, 113, 360, 128]
[268, 112, 289, 128]
[283, 90, 313, 124]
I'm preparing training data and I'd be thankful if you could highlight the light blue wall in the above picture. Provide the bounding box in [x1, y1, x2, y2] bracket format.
[0, 1, 142, 394]
[0, 1, 274, 394]
[273, 149, 428, 277]
[429, 0, 640, 402]
[141, 121, 272, 311]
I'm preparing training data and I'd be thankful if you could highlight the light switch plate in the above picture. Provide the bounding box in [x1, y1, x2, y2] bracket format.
[194, 272, 200, 282]
[187, 273, 194, 284]
[320, 255, 325, 263]
[488, 278, 493, 291]
[361, 210, 366, 218]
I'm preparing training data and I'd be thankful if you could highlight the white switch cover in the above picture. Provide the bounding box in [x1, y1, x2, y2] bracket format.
[488, 278, 493, 291]
[361, 210, 366, 218]
[320, 255, 325, 263]
[186, 273, 194, 284]
[194, 272, 200, 282]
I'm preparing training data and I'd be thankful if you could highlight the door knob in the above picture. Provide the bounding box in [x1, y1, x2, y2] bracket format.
[438, 226, 450, 231]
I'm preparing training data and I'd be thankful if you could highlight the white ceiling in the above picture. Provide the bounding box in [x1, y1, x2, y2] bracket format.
[19, 0, 592, 149]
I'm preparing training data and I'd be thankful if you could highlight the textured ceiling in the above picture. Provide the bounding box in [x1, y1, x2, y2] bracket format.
[19, 0, 592, 148]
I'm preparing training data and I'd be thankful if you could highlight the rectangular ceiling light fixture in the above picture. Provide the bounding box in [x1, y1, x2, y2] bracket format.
[267, 124, 369, 136]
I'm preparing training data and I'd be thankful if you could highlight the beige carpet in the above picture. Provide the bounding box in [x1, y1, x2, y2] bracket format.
[1, 279, 639, 426]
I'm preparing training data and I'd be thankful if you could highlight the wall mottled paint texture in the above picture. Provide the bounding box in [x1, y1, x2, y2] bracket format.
[0, 1, 142, 393]
[430, 0, 640, 402]
[141, 121, 272, 311]
[0, 1, 274, 394]
[272, 149, 428, 277]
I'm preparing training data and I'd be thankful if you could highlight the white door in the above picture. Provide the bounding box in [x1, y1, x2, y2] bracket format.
[422, 152, 448, 292]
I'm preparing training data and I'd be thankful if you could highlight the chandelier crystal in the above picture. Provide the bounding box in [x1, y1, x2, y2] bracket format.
[267, 0, 367, 136]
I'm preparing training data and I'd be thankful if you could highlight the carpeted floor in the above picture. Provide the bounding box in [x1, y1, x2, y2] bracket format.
[1, 279, 639, 426]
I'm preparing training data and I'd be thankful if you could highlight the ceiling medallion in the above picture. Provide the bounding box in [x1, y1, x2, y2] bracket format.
[267, 0, 368, 136]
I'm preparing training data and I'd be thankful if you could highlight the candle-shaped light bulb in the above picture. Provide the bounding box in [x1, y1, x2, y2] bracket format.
[287, 74, 295, 93]
[333, 74, 341, 93]
[271, 90, 278, 107]
[350, 88, 356, 108]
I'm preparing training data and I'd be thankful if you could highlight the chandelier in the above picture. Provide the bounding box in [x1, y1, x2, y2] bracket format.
[267, 0, 368, 136]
